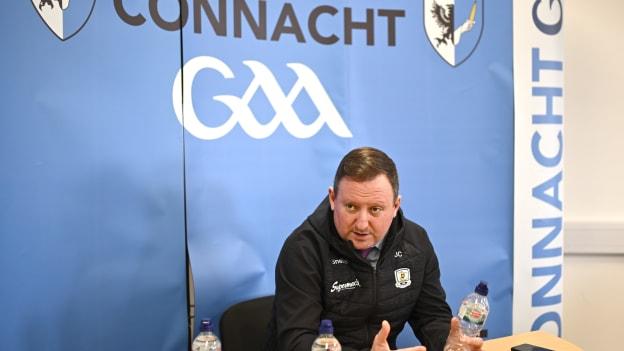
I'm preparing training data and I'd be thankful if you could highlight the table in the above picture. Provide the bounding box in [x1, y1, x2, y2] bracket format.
[483, 331, 583, 351]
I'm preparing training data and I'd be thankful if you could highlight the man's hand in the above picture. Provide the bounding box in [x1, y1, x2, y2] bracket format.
[371, 320, 426, 351]
[444, 317, 484, 351]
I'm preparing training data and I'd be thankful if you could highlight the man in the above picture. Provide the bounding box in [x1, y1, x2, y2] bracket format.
[266, 147, 483, 351]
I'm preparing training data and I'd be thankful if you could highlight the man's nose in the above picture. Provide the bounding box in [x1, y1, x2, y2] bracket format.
[354, 210, 369, 230]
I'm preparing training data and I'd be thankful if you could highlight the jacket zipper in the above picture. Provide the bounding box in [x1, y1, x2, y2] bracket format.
[368, 264, 377, 346]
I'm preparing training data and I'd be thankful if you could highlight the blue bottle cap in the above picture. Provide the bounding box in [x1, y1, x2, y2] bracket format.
[475, 281, 489, 296]
[200, 318, 214, 332]
[319, 319, 334, 334]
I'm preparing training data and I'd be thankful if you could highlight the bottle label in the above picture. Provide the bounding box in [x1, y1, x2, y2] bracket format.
[458, 301, 487, 325]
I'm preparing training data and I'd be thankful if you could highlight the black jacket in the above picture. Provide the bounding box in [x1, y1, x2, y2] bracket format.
[267, 197, 451, 351]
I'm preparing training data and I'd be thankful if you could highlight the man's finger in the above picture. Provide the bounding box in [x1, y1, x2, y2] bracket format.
[462, 335, 484, 351]
[372, 321, 426, 351]
[464, 337, 483, 350]
[449, 317, 484, 351]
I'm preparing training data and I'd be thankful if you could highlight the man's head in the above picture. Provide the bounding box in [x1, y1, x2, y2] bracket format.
[328, 147, 401, 250]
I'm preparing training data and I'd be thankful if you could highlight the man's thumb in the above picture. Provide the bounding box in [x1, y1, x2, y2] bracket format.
[449, 317, 461, 338]
[373, 320, 391, 346]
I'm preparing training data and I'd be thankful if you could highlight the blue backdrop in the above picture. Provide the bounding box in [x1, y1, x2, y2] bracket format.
[182, 0, 513, 347]
[1, 1, 187, 350]
[1, 1, 513, 349]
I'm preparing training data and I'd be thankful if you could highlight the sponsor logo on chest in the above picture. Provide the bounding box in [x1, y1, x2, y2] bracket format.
[330, 279, 361, 293]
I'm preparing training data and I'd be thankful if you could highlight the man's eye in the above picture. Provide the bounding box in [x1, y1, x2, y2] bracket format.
[370, 207, 382, 215]
[346, 204, 356, 211]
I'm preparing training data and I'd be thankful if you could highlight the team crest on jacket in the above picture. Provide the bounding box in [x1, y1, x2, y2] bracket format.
[32, 0, 96, 41]
[394, 268, 412, 289]
[424, 0, 484, 66]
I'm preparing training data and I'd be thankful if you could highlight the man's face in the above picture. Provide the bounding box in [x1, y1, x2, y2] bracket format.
[329, 174, 401, 250]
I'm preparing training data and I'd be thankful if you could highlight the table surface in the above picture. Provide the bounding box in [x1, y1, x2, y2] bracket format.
[482, 331, 583, 351]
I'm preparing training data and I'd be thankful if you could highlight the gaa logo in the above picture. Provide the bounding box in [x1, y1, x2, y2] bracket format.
[32, 0, 96, 41]
[172, 56, 353, 140]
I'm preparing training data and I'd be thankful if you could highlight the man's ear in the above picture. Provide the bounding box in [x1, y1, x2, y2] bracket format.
[328, 186, 335, 211]
[393, 195, 402, 217]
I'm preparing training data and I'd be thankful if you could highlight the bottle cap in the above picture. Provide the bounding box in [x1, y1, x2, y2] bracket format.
[480, 328, 488, 338]
[319, 319, 334, 334]
[475, 281, 489, 296]
[200, 318, 214, 332]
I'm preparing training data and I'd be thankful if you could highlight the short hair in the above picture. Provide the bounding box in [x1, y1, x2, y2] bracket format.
[333, 147, 399, 199]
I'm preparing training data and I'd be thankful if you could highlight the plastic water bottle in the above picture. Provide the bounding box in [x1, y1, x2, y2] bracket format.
[458, 281, 490, 337]
[311, 319, 341, 351]
[192, 318, 222, 351]
[444, 281, 490, 351]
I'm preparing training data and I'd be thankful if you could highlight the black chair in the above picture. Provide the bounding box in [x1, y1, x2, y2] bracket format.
[220, 295, 274, 351]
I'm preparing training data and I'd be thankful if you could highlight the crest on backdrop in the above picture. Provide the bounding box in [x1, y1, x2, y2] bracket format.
[424, 0, 484, 66]
[32, 0, 96, 41]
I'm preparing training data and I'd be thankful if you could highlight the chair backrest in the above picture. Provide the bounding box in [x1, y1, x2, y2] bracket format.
[219, 295, 274, 351]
